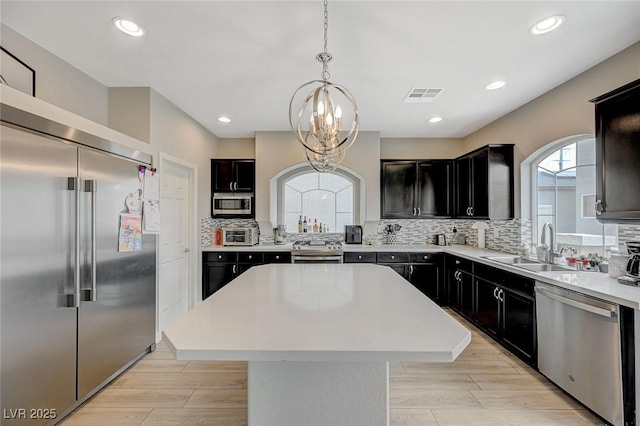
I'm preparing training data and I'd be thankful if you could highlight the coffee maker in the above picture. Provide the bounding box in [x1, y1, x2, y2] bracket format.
[617, 241, 640, 285]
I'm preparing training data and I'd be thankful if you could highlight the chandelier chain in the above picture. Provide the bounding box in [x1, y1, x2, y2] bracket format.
[323, 0, 328, 54]
[320, 0, 330, 81]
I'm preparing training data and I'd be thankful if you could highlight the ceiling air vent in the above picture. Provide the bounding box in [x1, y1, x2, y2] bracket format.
[403, 88, 443, 103]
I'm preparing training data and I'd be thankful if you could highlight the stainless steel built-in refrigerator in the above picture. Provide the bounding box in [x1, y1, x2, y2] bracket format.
[1, 104, 156, 425]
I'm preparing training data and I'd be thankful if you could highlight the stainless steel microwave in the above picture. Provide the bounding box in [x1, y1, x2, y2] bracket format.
[212, 193, 252, 216]
[222, 227, 259, 246]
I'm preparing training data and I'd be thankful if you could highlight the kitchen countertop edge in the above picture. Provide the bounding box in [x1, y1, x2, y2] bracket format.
[202, 243, 640, 309]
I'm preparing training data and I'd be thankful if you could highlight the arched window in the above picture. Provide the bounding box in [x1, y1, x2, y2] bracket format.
[276, 165, 361, 233]
[531, 136, 617, 256]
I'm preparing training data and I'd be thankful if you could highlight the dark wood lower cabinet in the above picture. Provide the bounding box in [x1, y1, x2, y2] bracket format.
[203, 251, 290, 299]
[203, 263, 236, 299]
[458, 271, 474, 321]
[473, 267, 536, 366]
[409, 264, 441, 302]
[502, 288, 536, 363]
[445, 256, 536, 367]
[475, 278, 501, 338]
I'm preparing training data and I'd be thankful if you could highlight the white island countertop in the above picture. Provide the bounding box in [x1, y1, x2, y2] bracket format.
[162, 263, 471, 362]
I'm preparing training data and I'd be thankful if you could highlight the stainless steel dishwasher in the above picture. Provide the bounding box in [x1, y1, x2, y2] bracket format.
[535, 283, 623, 425]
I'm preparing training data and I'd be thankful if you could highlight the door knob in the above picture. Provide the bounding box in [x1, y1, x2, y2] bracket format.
[184, 248, 190, 253]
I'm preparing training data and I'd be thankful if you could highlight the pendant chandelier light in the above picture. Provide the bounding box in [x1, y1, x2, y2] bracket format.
[289, 0, 359, 172]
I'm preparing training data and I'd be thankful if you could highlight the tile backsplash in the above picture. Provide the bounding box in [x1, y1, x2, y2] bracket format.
[201, 216, 639, 256]
[377, 218, 528, 255]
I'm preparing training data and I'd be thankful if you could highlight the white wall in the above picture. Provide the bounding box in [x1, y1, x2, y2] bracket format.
[108, 87, 151, 143]
[1, 24, 108, 125]
[217, 138, 256, 158]
[380, 138, 463, 159]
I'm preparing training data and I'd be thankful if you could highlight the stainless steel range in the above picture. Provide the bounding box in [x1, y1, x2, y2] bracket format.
[291, 240, 343, 263]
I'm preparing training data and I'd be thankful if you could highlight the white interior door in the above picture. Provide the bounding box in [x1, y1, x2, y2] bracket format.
[159, 159, 193, 332]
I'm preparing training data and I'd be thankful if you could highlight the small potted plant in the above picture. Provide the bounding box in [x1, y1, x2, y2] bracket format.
[588, 253, 608, 272]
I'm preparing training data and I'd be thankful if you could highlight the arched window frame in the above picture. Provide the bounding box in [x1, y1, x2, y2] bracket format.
[272, 163, 365, 232]
[522, 134, 617, 255]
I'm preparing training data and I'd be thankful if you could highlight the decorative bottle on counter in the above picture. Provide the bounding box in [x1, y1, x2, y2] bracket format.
[319, 222, 323, 233]
[303, 216, 308, 233]
[298, 215, 303, 233]
[313, 219, 319, 233]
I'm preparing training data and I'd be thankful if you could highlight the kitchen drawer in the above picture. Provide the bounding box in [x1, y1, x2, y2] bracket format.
[376, 252, 410, 263]
[410, 252, 439, 263]
[344, 252, 376, 263]
[238, 252, 263, 264]
[475, 263, 534, 296]
[264, 252, 291, 263]
[205, 252, 237, 263]
[450, 256, 473, 273]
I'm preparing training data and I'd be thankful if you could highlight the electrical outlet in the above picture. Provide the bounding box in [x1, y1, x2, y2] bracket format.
[493, 228, 499, 238]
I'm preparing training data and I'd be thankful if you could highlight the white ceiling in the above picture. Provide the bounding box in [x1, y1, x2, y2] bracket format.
[2, 1, 640, 139]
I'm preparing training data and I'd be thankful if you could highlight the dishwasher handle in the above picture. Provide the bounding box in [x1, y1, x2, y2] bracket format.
[535, 286, 617, 318]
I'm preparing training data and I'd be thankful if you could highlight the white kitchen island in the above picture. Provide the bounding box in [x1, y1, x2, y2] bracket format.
[162, 263, 471, 426]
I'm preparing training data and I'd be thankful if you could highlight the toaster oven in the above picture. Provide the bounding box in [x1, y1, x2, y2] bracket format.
[222, 227, 259, 246]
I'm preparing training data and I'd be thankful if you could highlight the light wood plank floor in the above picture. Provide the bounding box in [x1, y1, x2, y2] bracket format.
[62, 309, 607, 425]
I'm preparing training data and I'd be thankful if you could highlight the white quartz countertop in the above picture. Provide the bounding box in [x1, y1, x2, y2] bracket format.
[202, 242, 640, 309]
[163, 264, 471, 362]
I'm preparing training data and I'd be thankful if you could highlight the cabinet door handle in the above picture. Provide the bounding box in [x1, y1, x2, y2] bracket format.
[391, 255, 395, 259]
[454, 271, 459, 280]
[358, 255, 362, 260]
[248, 255, 252, 259]
[233, 264, 237, 274]
[493, 287, 499, 299]
[417, 207, 421, 216]
[409, 265, 414, 275]
[413, 207, 416, 216]
[595, 199, 605, 215]
[470, 206, 474, 216]
[234, 182, 238, 191]
[423, 255, 428, 260]
[455, 260, 461, 265]
[466, 206, 471, 216]
[218, 254, 223, 260]
[499, 289, 504, 302]
[230, 182, 233, 191]
[275, 255, 280, 260]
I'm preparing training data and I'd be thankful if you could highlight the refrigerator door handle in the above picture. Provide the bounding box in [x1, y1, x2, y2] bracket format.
[68, 177, 81, 307]
[83, 179, 98, 302]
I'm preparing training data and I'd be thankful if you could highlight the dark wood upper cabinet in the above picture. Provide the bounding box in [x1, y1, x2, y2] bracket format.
[211, 159, 255, 193]
[455, 144, 514, 220]
[417, 161, 453, 218]
[381, 160, 453, 219]
[591, 79, 640, 222]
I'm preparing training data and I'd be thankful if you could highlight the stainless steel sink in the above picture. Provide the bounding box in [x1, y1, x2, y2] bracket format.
[481, 256, 539, 265]
[515, 263, 575, 272]
[481, 256, 575, 272]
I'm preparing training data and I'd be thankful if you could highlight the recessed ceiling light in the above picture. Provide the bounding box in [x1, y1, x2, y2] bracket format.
[486, 81, 506, 91]
[112, 17, 145, 37]
[428, 117, 443, 123]
[218, 116, 231, 123]
[530, 15, 565, 35]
